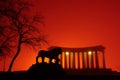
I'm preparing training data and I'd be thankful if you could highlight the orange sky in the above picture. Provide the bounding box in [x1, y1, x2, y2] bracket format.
[0, 0, 120, 72]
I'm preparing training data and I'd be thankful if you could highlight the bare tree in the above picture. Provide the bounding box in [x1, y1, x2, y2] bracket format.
[0, 0, 47, 72]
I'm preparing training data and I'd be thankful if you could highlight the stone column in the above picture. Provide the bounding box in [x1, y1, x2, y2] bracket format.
[82, 52, 85, 69]
[95, 51, 99, 69]
[69, 52, 71, 69]
[102, 51, 106, 69]
[64, 52, 67, 69]
[62, 52, 65, 68]
[71, 52, 73, 69]
[91, 52, 94, 68]
[78, 52, 80, 69]
[86, 52, 89, 68]
[72, 52, 75, 69]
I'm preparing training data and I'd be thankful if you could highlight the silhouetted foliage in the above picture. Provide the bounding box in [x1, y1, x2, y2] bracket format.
[28, 63, 66, 80]
[29, 47, 64, 80]
[36, 47, 62, 63]
[0, 0, 47, 72]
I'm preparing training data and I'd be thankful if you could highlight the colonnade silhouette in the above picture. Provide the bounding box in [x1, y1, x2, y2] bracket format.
[59, 45, 106, 69]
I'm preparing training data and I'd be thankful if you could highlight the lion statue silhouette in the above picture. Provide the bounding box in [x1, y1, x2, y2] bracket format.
[36, 47, 62, 64]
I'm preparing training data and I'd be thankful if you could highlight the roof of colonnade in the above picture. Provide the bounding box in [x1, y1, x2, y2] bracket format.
[60, 45, 105, 52]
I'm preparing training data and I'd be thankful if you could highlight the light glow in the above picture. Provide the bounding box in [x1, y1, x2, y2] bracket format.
[52, 59, 55, 63]
[88, 51, 92, 55]
[65, 51, 69, 55]
[38, 57, 42, 63]
[44, 57, 49, 63]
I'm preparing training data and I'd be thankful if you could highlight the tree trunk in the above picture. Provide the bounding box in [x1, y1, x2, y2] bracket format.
[8, 34, 22, 72]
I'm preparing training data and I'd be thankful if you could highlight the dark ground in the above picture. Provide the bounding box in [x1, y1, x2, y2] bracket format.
[0, 63, 120, 80]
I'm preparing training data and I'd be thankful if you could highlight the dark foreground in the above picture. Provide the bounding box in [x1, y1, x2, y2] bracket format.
[0, 72, 120, 80]
[0, 63, 120, 80]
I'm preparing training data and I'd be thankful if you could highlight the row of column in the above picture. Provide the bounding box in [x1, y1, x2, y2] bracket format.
[59, 51, 106, 69]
